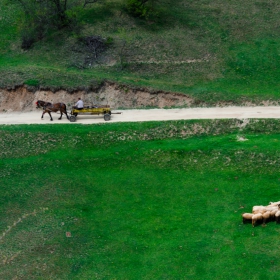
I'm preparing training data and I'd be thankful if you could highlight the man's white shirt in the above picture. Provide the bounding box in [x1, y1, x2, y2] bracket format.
[76, 100, 84, 108]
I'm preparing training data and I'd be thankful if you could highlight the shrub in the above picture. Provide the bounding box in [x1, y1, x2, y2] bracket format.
[125, 0, 158, 20]
[21, 33, 36, 50]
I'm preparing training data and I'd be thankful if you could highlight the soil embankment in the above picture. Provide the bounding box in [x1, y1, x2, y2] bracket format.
[0, 82, 194, 112]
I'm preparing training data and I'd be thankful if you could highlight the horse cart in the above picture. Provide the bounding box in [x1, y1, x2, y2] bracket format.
[69, 105, 114, 122]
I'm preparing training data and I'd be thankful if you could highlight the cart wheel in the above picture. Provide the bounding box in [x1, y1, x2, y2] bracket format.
[104, 113, 111, 121]
[69, 115, 76, 122]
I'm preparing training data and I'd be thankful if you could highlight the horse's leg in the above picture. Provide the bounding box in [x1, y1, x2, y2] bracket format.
[64, 108, 69, 120]
[58, 109, 63, 120]
[48, 111, 53, 121]
[41, 110, 45, 119]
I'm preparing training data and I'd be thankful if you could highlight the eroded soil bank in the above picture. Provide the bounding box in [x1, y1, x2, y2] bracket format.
[0, 81, 278, 112]
[0, 82, 195, 112]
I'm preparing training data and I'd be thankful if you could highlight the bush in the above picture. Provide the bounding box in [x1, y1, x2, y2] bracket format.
[126, 0, 147, 18]
[21, 34, 36, 50]
[125, 0, 158, 20]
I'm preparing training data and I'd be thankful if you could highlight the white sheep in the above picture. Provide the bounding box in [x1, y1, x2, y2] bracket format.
[252, 206, 266, 214]
[252, 213, 263, 227]
[264, 206, 278, 212]
[262, 211, 271, 224]
[269, 201, 280, 207]
[243, 201, 280, 226]
[269, 209, 278, 221]
[242, 213, 254, 224]
[275, 211, 280, 223]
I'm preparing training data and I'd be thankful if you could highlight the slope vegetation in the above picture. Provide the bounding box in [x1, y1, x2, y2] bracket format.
[1, 0, 280, 103]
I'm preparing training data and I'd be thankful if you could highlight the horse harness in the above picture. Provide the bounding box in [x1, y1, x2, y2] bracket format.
[43, 102, 63, 111]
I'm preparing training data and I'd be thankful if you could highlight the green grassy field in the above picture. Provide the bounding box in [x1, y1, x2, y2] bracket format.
[1, 120, 280, 279]
[1, 0, 280, 103]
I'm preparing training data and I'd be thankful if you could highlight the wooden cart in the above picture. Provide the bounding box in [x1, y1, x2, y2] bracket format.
[69, 105, 112, 122]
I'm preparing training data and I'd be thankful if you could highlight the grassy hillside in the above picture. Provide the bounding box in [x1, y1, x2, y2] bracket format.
[1, 0, 280, 102]
[1, 120, 280, 279]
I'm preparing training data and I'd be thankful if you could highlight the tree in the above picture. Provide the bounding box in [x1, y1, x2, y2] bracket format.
[17, 0, 83, 49]
[83, 0, 99, 8]
[18, 0, 71, 27]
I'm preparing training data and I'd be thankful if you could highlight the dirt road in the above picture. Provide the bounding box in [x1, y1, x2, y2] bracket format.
[0, 106, 279, 125]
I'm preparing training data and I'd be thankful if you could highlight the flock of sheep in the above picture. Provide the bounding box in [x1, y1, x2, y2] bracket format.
[242, 201, 280, 227]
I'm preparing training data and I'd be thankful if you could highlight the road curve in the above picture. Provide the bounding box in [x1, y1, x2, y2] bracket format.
[0, 106, 279, 125]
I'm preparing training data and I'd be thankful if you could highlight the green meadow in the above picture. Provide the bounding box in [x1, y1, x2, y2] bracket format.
[1, 0, 280, 103]
[1, 120, 280, 279]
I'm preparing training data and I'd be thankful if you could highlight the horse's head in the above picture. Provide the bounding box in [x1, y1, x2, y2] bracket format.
[36, 100, 43, 108]
[36, 100, 51, 109]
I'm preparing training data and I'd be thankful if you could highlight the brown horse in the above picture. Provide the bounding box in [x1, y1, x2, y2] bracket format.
[36, 100, 69, 121]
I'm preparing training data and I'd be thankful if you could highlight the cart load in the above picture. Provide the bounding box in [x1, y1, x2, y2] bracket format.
[69, 105, 118, 122]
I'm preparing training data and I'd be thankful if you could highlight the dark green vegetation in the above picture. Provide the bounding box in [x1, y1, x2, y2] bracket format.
[1, 119, 280, 279]
[1, 0, 280, 103]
